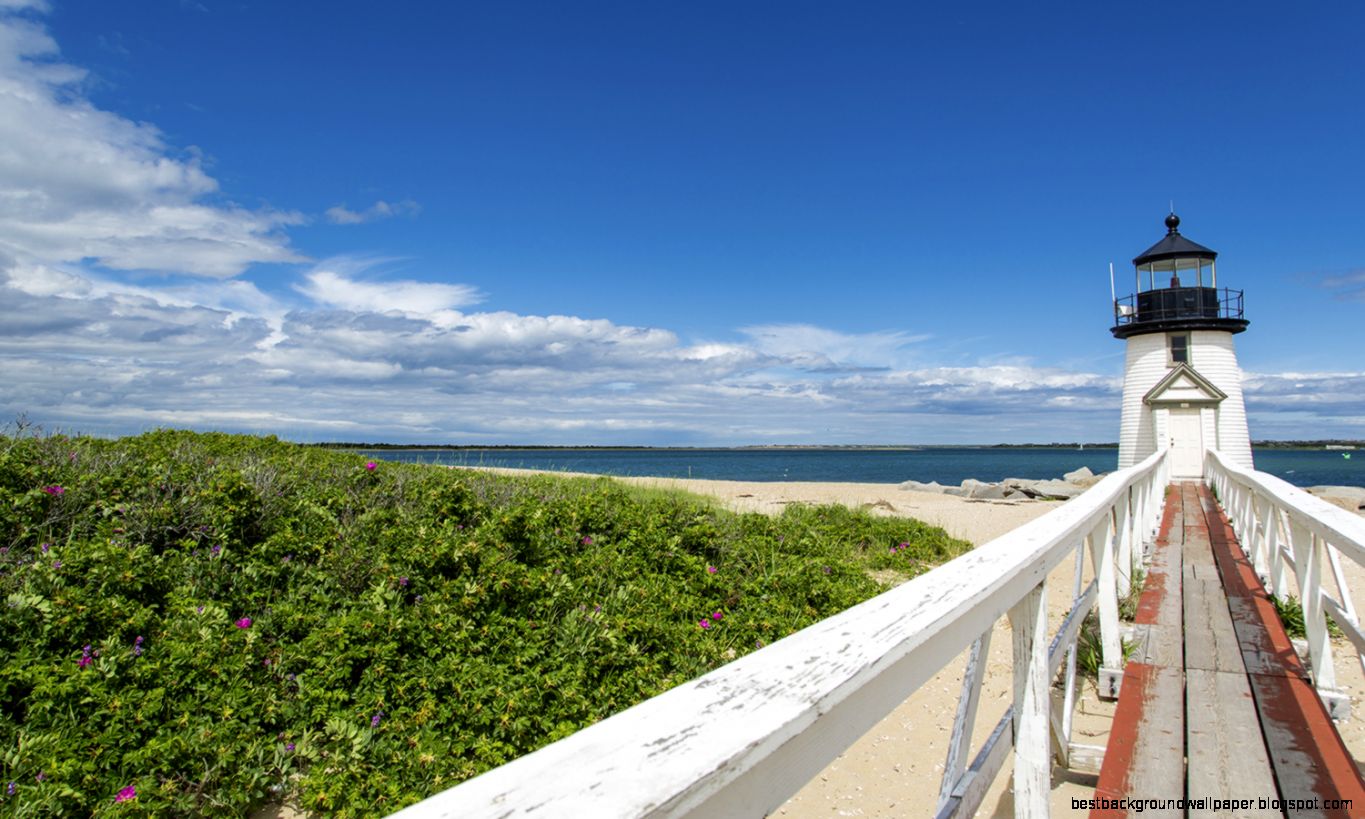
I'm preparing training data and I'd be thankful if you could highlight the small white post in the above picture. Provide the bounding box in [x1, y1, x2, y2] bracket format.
[1269, 507, 1292, 599]
[1251, 494, 1274, 581]
[1009, 581, 1050, 818]
[1089, 515, 1124, 699]
[1114, 502, 1132, 599]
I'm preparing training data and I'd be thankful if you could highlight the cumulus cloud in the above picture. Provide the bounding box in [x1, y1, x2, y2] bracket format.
[325, 200, 421, 225]
[7, 255, 1361, 443]
[296, 266, 482, 313]
[0, 7, 303, 277]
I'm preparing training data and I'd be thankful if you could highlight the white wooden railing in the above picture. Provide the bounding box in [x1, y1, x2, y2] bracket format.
[1206, 449, 1365, 719]
[389, 450, 1170, 819]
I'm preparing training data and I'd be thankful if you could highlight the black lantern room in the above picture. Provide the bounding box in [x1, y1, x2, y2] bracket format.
[1111, 213, 1248, 339]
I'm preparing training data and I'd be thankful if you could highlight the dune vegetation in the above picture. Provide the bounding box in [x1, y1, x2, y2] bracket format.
[0, 428, 968, 816]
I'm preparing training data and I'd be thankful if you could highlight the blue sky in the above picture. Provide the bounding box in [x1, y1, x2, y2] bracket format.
[2, 0, 1363, 445]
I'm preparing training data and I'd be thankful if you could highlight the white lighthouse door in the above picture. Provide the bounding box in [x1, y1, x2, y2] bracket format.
[1168, 408, 1205, 478]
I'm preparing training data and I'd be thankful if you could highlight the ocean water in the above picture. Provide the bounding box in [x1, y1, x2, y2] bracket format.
[356, 447, 1364, 489]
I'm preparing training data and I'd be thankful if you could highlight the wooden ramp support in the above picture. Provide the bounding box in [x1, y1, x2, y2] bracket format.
[1090, 484, 1365, 818]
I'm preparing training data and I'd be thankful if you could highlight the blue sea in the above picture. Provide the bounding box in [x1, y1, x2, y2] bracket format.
[356, 447, 1365, 489]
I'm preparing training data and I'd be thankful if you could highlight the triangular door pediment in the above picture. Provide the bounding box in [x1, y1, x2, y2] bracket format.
[1143, 363, 1226, 406]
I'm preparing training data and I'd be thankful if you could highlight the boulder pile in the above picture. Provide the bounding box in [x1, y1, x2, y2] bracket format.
[899, 466, 1106, 501]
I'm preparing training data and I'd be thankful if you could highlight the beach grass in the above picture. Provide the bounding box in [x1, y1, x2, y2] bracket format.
[0, 428, 968, 817]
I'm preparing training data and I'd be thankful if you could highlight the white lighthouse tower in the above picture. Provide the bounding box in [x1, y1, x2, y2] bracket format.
[1113, 214, 1252, 479]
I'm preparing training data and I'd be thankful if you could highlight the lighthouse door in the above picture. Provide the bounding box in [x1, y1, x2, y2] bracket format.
[1168, 408, 1205, 478]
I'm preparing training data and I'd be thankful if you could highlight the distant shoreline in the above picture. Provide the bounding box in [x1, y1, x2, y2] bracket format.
[311, 441, 1360, 451]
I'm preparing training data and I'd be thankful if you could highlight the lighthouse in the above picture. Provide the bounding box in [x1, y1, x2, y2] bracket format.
[1112, 214, 1252, 479]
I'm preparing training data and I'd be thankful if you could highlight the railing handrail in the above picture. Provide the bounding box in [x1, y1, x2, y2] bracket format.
[1206, 449, 1365, 567]
[389, 451, 1169, 819]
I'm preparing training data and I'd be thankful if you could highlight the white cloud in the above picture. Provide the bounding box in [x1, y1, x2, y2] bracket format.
[0, 7, 303, 278]
[325, 199, 421, 225]
[296, 267, 482, 313]
[741, 323, 930, 371]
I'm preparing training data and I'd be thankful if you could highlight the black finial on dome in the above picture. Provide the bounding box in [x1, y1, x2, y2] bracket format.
[1165, 212, 1180, 234]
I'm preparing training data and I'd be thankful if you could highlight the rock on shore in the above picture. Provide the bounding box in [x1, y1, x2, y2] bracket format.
[900, 465, 1104, 501]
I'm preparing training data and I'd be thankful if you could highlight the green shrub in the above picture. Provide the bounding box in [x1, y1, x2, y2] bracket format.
[0, 428, 969, 816]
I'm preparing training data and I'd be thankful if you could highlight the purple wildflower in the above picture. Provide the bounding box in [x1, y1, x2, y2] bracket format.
[370, 711, 384, 728]
[6, 782, 14, 796]
[234, 617, 252, 629]
[699, 618, 712, 630]
[133, 636, 143, 657]
[53, 560, 61, 569]
[211, 545, 222, 556]
[77, 644, 92, 668]
[365, 461, 377, 471]
[399, 576, 409, 587]
[712, 610, 723, 621]
[822, 566, 831, 575]
[196, 605, 204, 614]
[40, 542, 49, 553]
[580, 535, 592, 545]
[41, 485, 64, 496]
[706, 565, 717, 575]
[34, 772, 44, 782]
[114, 784, 136, 803]
[286, 742, 296, 752]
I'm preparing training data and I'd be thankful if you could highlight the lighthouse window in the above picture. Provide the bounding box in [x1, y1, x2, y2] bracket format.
[1169, 333, 1190, 365]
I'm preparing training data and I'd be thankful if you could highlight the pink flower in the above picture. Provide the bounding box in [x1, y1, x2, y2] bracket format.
[581, 535, 593, 545]
[706, 565, 717, 575]
[712, 610, 723, 621]
[115, 785, 136, 802]
[77, 644, 92, 668]
[365, 461, 377, 471]
[234, 617, 252, 629]
[698, 618, 711, 629]
[42, 485, 64, 496]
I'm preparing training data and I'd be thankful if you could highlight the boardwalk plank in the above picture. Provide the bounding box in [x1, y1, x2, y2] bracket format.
[1185, 667, 1279, 817]
[1090, 663, 1184, 819]
[1247, 673, 1365, 819]
[1183, 576, 1244, 673]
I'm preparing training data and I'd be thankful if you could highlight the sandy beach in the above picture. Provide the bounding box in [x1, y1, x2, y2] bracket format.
[500, 469, 1365, 817]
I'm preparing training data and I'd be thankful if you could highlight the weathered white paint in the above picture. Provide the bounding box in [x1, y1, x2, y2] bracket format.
[388, 452, 1170, 819]
[1009, 583, 1051, 816]
[1206, 449, 1365, 719]
[1118, 331, 1253, 472]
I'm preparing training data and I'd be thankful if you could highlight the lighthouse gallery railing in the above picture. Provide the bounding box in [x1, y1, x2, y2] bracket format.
[388, 450, 1170, 819]
[1206, 449, 1365, 717]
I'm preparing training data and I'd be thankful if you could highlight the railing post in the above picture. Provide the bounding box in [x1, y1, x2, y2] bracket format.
[1114, 501, 1132, 599]
[1250, 494, 1273, 581]
[1268, 506, 1291, 599]
[1009, 581, 1050, 818]
[1089, 515, 1124, 699]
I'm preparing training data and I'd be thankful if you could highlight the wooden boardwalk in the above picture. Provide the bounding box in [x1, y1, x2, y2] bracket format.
[1091, 483, 1365, 818]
